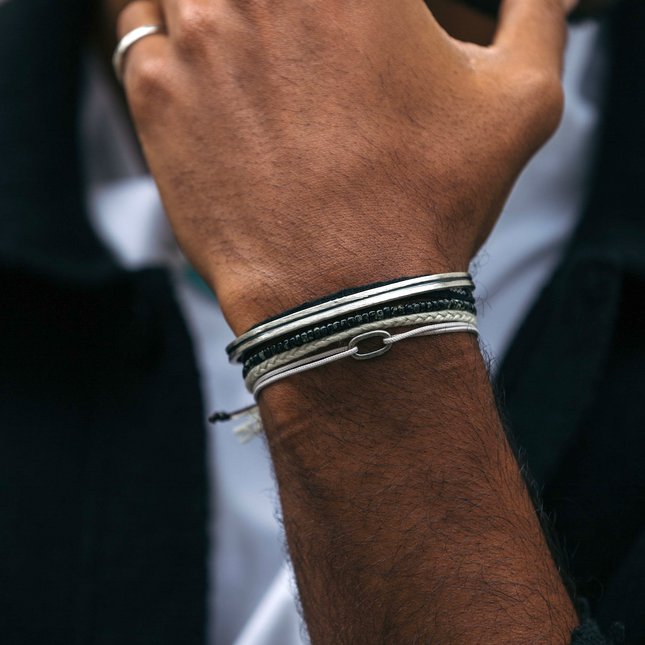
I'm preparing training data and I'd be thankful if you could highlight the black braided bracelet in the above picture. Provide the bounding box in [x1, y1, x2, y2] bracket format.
[242, 296, 476, 377]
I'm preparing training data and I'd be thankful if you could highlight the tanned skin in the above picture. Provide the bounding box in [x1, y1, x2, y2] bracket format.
[96, 0, 614, 642]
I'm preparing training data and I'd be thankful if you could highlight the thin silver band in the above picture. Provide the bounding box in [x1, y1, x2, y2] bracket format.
[112, 25, 166, 84]
[227, 273, 474, 364]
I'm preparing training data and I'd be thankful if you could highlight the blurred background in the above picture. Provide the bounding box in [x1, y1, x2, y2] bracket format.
[1, 0, 644, 644]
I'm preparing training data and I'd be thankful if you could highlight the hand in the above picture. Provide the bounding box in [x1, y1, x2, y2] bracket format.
[117, 0, 569, 334]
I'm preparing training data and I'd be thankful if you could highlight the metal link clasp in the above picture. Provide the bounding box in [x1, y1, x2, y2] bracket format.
[348, 330, 392, 361]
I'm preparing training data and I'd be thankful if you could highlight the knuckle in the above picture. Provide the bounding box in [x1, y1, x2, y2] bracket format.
[126, 56, 171, 116]
[174, 4, 220, 54]
[519, 70, 565, 137]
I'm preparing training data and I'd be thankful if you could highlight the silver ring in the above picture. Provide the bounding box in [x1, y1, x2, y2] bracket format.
[112, 24, 166, 84]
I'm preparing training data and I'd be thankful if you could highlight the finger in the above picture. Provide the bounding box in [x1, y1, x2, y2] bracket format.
[493, 0, 569, 77]
[116, 1, 169, 86]
[155, 0, 231, 42]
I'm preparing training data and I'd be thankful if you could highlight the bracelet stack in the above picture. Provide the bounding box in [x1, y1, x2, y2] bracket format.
[211, 272, 478, 442]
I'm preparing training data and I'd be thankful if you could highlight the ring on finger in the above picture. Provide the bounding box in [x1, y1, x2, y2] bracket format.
[112, 24, 166, 84]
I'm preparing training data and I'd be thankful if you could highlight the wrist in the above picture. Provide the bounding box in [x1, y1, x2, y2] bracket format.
[208, 245, 470, 336]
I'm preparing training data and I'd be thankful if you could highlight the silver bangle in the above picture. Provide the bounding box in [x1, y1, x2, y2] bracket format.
[227, 272, 474, 364]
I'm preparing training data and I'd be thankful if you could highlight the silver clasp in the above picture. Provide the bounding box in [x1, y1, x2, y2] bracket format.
[348, 330, 392, 361]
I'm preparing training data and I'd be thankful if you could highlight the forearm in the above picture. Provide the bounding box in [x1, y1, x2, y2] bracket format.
[259, 331, 577, 645]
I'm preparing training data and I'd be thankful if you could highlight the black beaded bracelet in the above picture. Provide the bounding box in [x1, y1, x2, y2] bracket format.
[242, 296, 476, 377]
[227, 273, 475, 364]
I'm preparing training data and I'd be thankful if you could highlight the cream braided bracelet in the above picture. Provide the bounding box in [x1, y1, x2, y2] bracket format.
[245, 309, 477, 391]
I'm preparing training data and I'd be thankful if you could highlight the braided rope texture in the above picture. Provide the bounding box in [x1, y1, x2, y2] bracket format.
[245, 310, 477, 390]
[241, 297, 475, 376]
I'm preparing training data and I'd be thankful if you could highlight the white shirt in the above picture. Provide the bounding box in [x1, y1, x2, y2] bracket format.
[82, 19, 606, 644]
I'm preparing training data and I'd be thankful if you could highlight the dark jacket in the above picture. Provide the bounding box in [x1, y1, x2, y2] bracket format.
[0, 1, 208, 643]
